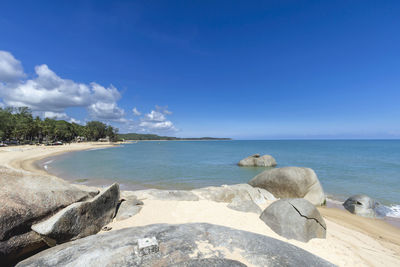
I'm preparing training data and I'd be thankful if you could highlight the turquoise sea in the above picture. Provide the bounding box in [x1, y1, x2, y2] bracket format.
[42, 140, 400, 218]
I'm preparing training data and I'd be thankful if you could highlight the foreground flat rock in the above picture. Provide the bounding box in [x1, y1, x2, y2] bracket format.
[260, 199, 326, 242]
[238, 154, 277, 167]
[0, 167, 98, 263]
[248, 167, 325, 205]
[343, 194, 378, 218]
[18, 223, 335, 267]
[32, 183, 119, 245]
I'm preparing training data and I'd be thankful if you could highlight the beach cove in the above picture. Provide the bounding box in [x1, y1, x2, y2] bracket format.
[1, 142, 400, 266]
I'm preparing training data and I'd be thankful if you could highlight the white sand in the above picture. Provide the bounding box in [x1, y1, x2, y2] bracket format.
[2, 143, 400, 266]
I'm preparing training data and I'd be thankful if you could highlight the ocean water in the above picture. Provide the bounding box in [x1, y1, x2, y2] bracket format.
[44, 140, 400, 218]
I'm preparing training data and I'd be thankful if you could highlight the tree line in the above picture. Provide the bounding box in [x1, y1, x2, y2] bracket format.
[0, 107, 118, 144]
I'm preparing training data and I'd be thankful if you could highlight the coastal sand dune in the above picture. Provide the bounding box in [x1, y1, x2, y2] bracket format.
[1, 144, 400, 266]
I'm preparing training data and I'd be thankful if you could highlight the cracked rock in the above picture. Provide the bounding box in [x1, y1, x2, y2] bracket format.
[259, 198, 326, 242]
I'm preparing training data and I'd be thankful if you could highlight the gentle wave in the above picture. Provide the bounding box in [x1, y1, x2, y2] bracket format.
[88, 147, 109, 151]
[327, 197, 400, 219]
[43, 159, 54, 165]
[380, 204, 400, 218]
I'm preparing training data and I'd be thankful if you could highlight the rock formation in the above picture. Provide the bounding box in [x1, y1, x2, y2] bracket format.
[248, 167, 325, 205]
[238, 154, 277, 167]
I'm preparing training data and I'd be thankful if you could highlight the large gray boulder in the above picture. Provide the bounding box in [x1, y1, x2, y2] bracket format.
[17, 223, 334, 267]
[260, 199, 326, 242]
[0, 167, 98, 263]
[31, 183, 120, 245]
[248, 167, 325, 206]
[343, 194, 378, 218]
[238, 154, 277, 167]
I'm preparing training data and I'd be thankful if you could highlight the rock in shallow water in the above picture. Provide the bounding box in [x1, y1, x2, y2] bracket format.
[17, 223, 335, 267]
[343, 194, 378, 218]
[31, 183, 120, 245]
[248, 167, 325, 206]
[238, 154, 277, 167]
[260, 198, 326, 242]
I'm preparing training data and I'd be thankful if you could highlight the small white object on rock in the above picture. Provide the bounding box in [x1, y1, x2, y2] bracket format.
[138, 237, 159, 256]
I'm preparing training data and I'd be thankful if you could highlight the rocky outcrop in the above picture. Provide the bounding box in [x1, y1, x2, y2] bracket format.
[17, 223, 334, 267]
[248, 167, 325, 205]
[0, 167, 98, 264]
[31, 183, 120, 245]
[193, 184, 275, 214]
[134, 189, 200, 201]
[238, 154, 277, 167]
[193, 184, 275, 204]
[343, 194, 378, 218]
[132, 184, 275, 214]
[227, 199, 262, 214]
[260, 199, 326, 242]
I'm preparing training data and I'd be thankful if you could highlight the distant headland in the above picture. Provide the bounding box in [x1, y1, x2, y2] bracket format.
[118, 133, 231, 141]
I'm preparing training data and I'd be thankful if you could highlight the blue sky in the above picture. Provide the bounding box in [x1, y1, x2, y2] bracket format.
[0, 1, 399, 139]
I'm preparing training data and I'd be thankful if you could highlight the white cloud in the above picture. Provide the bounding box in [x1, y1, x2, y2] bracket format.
[0, 51, 125, 122]
[44, 111, 69, 120]
[0, 51, 25, 83]
[155, 105, 172, 115]
[144, 110, 166, 122]
[136, 106, 177, 132]
[132, 107, 141, 116]
[69, 117, 82, 124]
[139, 120, 176, 131]
[0, 51, 179, 133]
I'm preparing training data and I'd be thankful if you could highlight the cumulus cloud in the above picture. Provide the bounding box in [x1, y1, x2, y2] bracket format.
[143, 110, 166, 122]
[0, 50, 125, 122]
[69, 117, 82, 124]
[132, 107, 141, 116]
[155, 105, 172, 115]
[136, 106, 177, 132]
[43, 111, 69, 120]
[0, 51, 179, 134]
[0, 51, 25, 83]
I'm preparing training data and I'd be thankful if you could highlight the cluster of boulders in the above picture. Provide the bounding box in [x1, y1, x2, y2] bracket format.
[3, 152, 379, 266]
[0, 167, 141, 265]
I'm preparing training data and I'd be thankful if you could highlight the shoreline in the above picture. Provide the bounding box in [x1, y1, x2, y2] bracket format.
[2, 143, 400, 265]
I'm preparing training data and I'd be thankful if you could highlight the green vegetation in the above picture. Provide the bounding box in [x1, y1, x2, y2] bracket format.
[118, 133, 231, 141]
[0, 106, 118, 144]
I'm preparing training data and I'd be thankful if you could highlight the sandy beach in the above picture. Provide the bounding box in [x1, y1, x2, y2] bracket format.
[1, 143, 400, 266]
